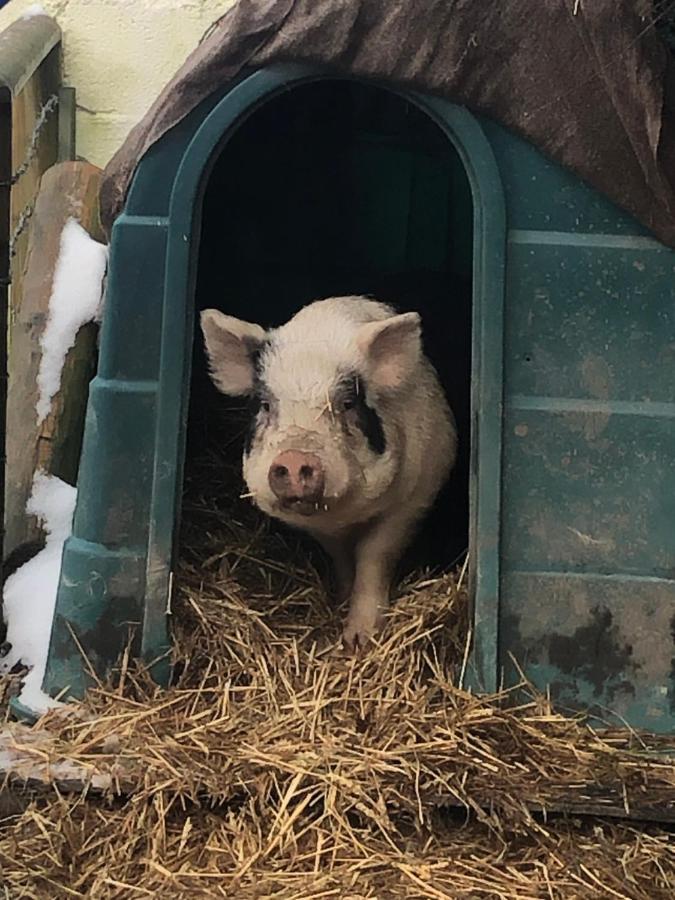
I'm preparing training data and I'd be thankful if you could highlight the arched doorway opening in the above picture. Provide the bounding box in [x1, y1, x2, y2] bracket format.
[189, 79, 473, 572]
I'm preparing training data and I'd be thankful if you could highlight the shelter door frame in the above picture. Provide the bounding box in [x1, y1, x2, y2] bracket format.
[44, 64, 506, 702]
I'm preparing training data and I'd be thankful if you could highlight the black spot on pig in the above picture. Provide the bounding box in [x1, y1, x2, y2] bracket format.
[243, 394, 266, 456]
[356, 399, 386, 455]
[340, 375, 386, 455]
[244, 364, 275, 458]
[250, 341, 268, 383]
[243, 412, 257, 457]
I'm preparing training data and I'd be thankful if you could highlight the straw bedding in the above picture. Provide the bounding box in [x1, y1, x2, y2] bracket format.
[2, 440, 675, 898]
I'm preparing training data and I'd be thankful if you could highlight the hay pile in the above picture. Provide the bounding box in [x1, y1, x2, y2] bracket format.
[2, 445, 675, 898]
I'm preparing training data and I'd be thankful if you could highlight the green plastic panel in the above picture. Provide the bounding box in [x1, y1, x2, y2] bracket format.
[501, 573, 675, 730]
[480, 119, 654, 238]
[39, 62, 675, 735]
[502, 408, 675, 576]
[504, 237, 675, 402]
[492, 137, 675, 730]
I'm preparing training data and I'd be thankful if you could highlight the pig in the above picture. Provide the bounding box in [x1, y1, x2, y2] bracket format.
[200, 296, 457, 650]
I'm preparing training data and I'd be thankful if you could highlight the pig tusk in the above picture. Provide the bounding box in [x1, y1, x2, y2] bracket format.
[239, 491, 257, 499]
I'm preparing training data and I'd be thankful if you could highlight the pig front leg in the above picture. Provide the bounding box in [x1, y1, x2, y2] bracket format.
[342, 512, 418, 651]
[316, 534, 355, 603]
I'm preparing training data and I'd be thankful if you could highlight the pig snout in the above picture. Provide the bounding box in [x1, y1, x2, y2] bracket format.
[268, 450, 325, 513]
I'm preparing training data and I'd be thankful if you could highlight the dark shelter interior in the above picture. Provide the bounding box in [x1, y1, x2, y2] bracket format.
[186, 79, 473, 575]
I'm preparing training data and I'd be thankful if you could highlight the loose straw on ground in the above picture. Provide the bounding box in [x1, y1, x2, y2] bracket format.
[1, 432, 675, 898]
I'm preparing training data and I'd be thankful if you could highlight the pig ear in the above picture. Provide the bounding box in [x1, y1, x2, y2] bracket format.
[200, 309, 266, 395]
[357, 312, 422, 392]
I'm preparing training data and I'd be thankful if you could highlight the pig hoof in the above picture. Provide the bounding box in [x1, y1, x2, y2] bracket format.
[341, 613, 383, 653]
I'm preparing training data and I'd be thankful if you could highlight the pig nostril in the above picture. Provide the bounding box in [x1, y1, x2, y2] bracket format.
[269, 452, 324, 505]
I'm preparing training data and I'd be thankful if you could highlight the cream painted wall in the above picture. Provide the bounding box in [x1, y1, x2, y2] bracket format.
[0, 0, 235, 167]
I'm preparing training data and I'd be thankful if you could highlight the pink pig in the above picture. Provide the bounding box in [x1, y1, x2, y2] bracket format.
[201, 296, 456, 649]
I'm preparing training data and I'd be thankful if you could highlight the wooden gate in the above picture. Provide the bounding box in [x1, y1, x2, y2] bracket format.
[0, 13, 74, 560]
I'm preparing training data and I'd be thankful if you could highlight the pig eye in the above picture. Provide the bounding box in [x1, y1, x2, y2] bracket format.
[259, 400, 270, 413]
[342, 398, 355, 411]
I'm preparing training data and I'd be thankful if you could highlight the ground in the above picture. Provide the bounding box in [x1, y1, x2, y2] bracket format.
[1, 434, 675, 898]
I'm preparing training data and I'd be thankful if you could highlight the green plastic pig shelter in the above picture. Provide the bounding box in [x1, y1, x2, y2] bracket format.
[40, 62, 675, 735]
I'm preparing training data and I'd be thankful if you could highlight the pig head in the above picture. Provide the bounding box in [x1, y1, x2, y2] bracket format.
[201, 296, 457, 650]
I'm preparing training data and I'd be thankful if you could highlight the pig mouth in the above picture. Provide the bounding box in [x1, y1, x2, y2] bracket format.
[278, 498, 330, 517]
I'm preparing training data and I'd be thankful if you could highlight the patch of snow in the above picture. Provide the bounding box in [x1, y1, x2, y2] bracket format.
[1, 471, 77, 714]
[36, 218, 108, 425]
[21, 4, 48, 19]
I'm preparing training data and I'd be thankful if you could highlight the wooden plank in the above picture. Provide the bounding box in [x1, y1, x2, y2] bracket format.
[0, 14, 60, 97]
[446, 789, 675, 825]
[0, 724, 133, 795]
[1, 722, 673, 823]
[5, 161, 103, 554]
[4, 44, 60, 557]
[0, 95, 10, 572]
[57, 85, 76, 162]
[8, 46, 59, 288]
